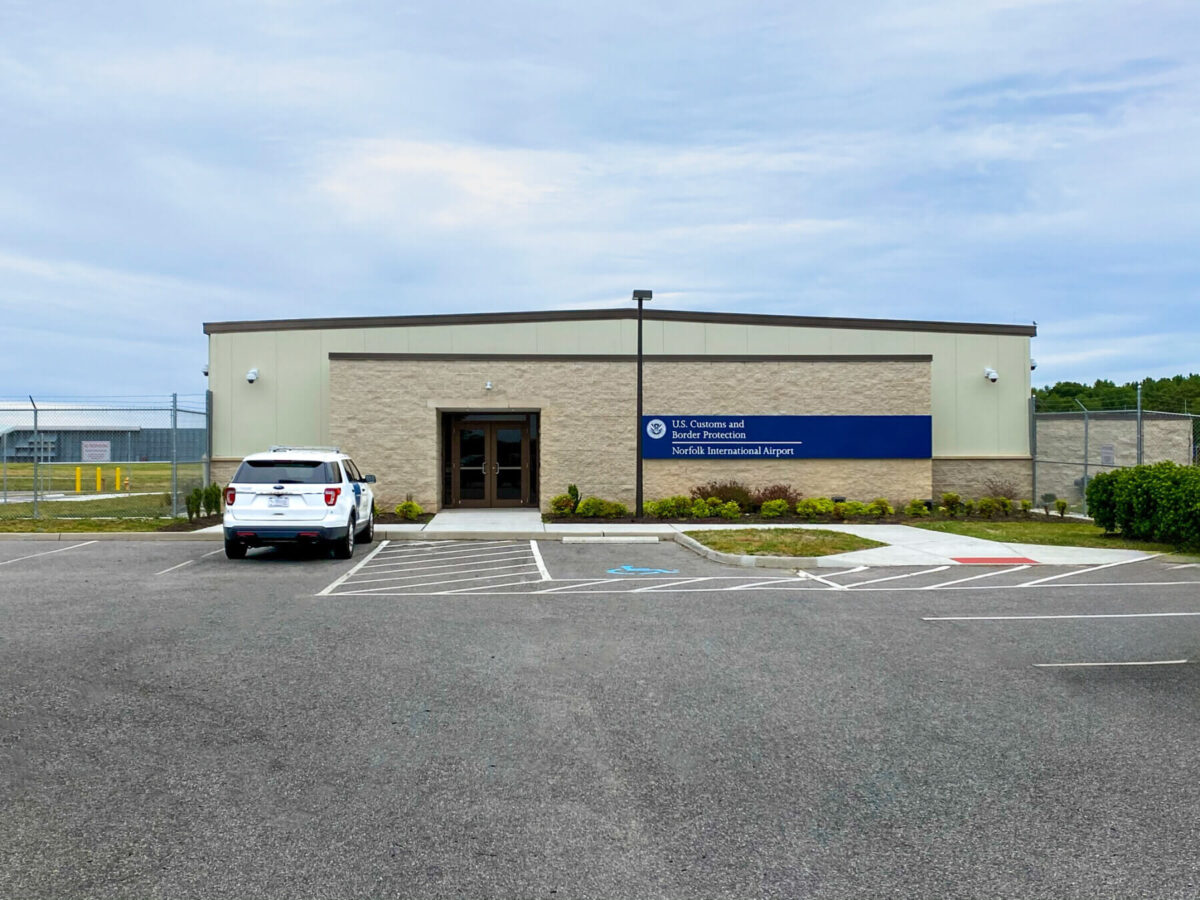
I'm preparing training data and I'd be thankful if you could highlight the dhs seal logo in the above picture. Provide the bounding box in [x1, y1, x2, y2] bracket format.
[646, 418, 667, 439]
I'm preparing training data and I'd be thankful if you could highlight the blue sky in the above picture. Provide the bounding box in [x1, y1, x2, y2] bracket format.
[1, 0, 1197, 397]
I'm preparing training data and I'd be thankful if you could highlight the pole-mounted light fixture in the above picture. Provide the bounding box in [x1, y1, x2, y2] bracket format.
[633, 290, 652, 518]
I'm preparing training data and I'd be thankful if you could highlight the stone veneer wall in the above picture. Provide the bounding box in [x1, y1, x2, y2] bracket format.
[932, 458, 1033, 501]
[327, 357, 932, 512]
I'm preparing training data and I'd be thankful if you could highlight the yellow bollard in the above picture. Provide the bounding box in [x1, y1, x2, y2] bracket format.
[115, 467, 121, 492]
[96, 467, 102, 492]
[76, 467, 81, 493]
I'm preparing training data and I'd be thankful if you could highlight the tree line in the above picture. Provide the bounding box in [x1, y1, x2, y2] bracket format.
[1035, 374, 1200, 414]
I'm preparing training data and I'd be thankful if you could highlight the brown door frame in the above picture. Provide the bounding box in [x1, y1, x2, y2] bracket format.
[449, 417, 531, 508]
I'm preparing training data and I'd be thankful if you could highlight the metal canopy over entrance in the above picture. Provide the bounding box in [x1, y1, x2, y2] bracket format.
[442, 412, 539, 508]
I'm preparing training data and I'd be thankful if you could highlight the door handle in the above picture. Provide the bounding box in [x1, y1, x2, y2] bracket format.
[492, 462, 500, 475]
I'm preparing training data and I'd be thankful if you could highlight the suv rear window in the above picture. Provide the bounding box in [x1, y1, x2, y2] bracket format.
[233, 460, 342, 485]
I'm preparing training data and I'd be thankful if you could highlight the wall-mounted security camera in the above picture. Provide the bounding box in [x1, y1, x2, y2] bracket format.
[984, 367, 998, 383]
[246, 368, 259, 384]
[202, 363, 209, 376]
[1030, 358, 1038, 371]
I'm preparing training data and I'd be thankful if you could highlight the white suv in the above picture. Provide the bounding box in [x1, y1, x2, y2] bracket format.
[222, 447, 376, 560]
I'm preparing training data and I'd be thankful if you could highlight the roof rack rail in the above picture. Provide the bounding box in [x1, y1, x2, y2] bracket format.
[267, 445, 341, 453]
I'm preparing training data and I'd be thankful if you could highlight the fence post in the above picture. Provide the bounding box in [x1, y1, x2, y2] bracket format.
[1136, 383, 1143, 465]
[30, 396, 39, 519]
[1029, 396, 1038, 504]
[204, 389, 213, 488]
[170, 393, 178, 518]
[2, 430, 6, 503]
[1075, 399, 1089, 516]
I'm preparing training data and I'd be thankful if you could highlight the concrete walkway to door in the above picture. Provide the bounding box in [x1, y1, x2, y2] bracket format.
[422, 508, 545, 533]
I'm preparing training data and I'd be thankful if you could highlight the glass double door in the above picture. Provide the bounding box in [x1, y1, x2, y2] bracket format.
[451, 420, 530, 507]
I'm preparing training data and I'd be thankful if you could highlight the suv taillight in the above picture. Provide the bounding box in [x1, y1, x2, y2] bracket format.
[324, 487, 341, 506]
[225, 487, 236, 506]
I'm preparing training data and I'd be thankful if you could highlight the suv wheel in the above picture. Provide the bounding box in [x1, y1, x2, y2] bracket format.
[224, 538, 247, 560]
[332, 516, 356, 559]
[358, 511, 374, 544]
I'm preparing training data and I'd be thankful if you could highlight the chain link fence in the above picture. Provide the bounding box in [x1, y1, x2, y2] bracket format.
[1033, 400, 1199, 514]
[0, 394, 210, 523]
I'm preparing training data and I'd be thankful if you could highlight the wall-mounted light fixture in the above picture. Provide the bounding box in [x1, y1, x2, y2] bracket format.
[485, 381, 494, 391]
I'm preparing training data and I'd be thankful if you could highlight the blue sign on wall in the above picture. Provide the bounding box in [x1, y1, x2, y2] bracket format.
[641, 415, 932, 459]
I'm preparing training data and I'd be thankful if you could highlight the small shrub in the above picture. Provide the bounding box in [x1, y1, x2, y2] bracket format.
[549, 494, 576, 515]
[796, 497, 835, 518]
[603, 500, 628, 518]
[760, 498, 790, 518]
[936, 506, 948, 516]
[575, 497, 606, 517]
[1020, 499, 1033, 517]
[566, 484, 580, 512]
[977, 497, 997, 519]
[690, 499, 713, 518]
[718, 500, 741, 520]
[961, 499, 976, 517]
[1084, 472, 1117, 532]
[651, 496, 693, 519]
[201, 483, 221, 517]
[996, 497, 1014, 517]
[843, 500, 870, 518]
[831, 502, 847, 521]
[868, 497, 894, 518]
[751, 483, 803, 509]
[690, 480, 754, 512]
[983, 476, 1019, 500]
[904, 498, 931, 517]
[395, 500, 423, 520]
[185, 487, 202, 522]
[1055, 498, 1069, 517]
[1040, 492, 1057, 515]
[941, 492, 963, 517]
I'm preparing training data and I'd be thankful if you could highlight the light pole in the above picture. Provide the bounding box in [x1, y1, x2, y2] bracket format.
[633, 289, 652, 518]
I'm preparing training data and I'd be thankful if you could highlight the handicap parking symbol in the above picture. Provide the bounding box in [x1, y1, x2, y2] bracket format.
[607, 565, 679, 575]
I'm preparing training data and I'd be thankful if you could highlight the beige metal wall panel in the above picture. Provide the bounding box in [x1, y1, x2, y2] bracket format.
[703, 322, 750, 354]
[224, 332, 279, 455]
[449, 323, 539, 354]
[362, 327, 413, 353]
[534, 320, 585, 354]
[273, 330, 326, 447]
[659, 320, 706, 352]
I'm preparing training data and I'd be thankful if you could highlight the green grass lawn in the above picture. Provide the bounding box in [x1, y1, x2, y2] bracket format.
[0, 494, 180, 519]
[684, 528, 884, 557]
[908, 518, 1185, 553]
[0, 461, 206, 494]
[0, 517, 186, 533]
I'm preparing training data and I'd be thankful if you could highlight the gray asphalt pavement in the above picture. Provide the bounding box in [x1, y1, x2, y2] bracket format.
[2, 539, 1199, 898]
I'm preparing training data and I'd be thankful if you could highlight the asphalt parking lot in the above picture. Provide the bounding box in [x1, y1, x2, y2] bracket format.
[3, 539, 1200, 898]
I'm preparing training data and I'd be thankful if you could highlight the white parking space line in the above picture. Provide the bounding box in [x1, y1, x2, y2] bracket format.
[357, 554, 528, 573]
[201, 548, 224, 558]
[924, 612, 1200, 622]
[849, 566, 950, 587]
[530, 540, 551, 581]
[729, 577, 809, 590]
[533, 578, 626, 594]
[335, 566, 541, 593]
[1020, 556, 1159, 586]
[631, 577, 714, 593]
[155, 560, 195, 576]
[345, 561, 538, 584]
[800, 570, 849, 590]
[316, 539, 391, 596]
[926, 565, 1029, 589]
[1033, 659, 1188, 668]
[365, 545, 520, 564]
[0, 541, 98, 567]
[822, 566, 869, 579]
[439, 577, 547, 595]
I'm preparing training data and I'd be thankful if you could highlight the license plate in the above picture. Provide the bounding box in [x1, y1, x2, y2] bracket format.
[268, 495, 289, 508]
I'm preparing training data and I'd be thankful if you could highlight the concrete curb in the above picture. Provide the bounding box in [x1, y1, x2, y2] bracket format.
[672, 531, 826, 569]
[0, 531, 223, 541]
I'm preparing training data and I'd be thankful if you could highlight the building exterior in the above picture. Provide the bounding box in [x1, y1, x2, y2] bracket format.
[203, 309, 1036, 511]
